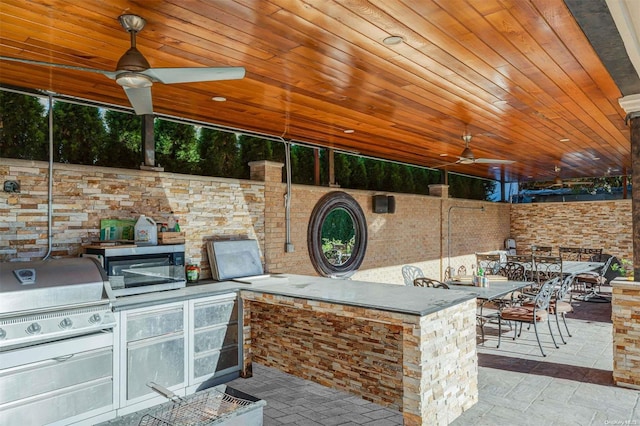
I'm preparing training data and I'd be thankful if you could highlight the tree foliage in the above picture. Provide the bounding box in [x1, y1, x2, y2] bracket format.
[0, 90, 497, 200]
[53, 102, 107, 164]
[103, 110, 141, 169]
[0, 92, 47, 160]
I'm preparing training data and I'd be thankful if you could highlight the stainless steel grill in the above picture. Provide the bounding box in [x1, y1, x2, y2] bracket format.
[0, 257, 116, 351]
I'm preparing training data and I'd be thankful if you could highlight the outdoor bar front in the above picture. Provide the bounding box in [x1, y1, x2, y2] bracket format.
[238, 274, 478, 425]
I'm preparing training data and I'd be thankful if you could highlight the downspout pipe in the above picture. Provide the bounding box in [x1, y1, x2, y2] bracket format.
[43, 93, 54, 260]
[447, 205, 485, 274]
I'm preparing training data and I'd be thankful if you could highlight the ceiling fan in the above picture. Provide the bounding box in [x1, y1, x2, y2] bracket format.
[546, 166, 588, 188]
[0, 14, 246, 115]
[437, 134, 515, 168]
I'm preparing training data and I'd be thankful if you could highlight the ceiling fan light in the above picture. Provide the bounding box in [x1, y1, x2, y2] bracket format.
[116, 72, 152, 88]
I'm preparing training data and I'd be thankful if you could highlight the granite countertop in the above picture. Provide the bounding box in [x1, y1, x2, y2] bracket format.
[112, 274, 475, 316]
[238, 274, 475, 316]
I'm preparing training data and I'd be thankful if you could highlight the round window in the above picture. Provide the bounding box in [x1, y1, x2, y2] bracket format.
[308, 191, 367, 277]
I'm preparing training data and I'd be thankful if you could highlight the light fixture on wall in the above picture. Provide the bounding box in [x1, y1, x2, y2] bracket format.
[373, 195, 395, 214]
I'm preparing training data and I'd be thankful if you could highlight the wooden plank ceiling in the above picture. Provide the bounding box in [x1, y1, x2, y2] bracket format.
[0, 0, 632, 183]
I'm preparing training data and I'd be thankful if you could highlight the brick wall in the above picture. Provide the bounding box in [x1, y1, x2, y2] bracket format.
[612, 279, 640, 390]
[510, 201, 633, 260]
[258, 164, 511, 284]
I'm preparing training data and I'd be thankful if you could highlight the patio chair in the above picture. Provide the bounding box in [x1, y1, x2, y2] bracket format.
[402, 265, 424, 286]
[498, 277, 560, 357]
[559, 246, 582, 261]
[549, 273, 577, 344]
[580, 247, 603, 261]
[413, 277, 449, 289]
[506, 254, 534, 281]
[531, 245, 553, 255]
[525, 273, 576, 344]
[533, 255, 563, 284]
[476, 253, 502, 275]
[573, 254, 615, 302]
[457, 265, 467, 275]
[443, 266, 456, 282]
[498, 261, 526, 281]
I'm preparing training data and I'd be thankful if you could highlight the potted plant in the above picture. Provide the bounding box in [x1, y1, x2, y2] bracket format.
[612, 258, 634, 280]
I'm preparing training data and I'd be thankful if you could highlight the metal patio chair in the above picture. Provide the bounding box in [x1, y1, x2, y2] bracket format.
[498, 277, 560, 357]
[402, 265, 424, 286]
[413, 278, 450, 289]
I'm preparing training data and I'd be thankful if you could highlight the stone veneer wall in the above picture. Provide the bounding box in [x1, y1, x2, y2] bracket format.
[0, 158, 264, 279]
[612, 279, 640, 390]
[1, 158, 511, 282]
[510, 200, 633, 260]
[241, 290, 478, 425]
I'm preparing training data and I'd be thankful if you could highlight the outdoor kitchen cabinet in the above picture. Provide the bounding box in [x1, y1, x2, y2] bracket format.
[115, 292, 242, 414]
[118, 301, 187, 411]
[187, 293, 240, 390]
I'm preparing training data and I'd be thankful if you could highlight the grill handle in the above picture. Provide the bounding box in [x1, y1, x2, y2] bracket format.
[147, 381, 183, 403]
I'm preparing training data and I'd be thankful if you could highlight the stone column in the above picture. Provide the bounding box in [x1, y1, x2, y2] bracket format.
[615, 95, 640, 390]
[428, 184, 449, 198]
[248, 160, 284, 182]
[619, 94, 640, 277]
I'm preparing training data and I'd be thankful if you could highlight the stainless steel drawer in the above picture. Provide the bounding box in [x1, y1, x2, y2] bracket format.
[193, 346, 239, 379]
[0, 378, 112, 426]
[126, 306, 184, 341]
[193, 323, 239, 354]
[0, 347, 112, 405]
[193, 299, 237, 329]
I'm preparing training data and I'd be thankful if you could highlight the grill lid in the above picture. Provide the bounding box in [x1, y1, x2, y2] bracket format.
[0, 257, 108, 315]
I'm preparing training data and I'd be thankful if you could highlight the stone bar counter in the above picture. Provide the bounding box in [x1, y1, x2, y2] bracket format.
[612, 278, 640, 389]
[239, 274, 478, 425]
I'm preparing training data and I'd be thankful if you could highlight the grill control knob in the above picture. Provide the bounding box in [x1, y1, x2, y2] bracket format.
[89, 314, 102, 324]
[0, 328, 5, 340]
[26, 323, 42, 335]
[59, 318, 73, 329]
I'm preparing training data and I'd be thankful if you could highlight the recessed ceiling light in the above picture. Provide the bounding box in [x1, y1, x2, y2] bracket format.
[383, 36, 403, 45]
[559, 138, 570, 142]
[212, 96, 227, 102]
[343, 129, 355, 134]
[493, 100, 508, 106]
[440, 153, 448, 157]
[593, 157, 600, 160]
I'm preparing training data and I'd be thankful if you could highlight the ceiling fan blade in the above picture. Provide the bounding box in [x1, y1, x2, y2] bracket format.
[473, 158, 515, 164]
[123, 86, 153, 115]
[0, 55, 117, 79]
[142, 67, 246, 84]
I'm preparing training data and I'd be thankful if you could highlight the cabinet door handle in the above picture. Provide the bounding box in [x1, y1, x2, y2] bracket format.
[52, 354, 74, 362]
[147, 381, 182, 402]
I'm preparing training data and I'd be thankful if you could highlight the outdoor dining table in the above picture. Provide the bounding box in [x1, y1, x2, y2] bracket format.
[560, 260, 604, 275]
